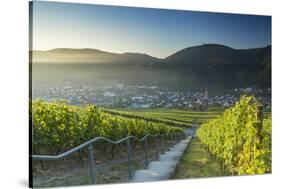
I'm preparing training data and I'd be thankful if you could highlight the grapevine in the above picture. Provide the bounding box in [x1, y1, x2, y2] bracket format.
[197, 96, 271, 175]
[32, 100, 183, 155]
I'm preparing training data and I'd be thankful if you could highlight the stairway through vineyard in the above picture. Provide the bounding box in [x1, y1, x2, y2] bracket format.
[131, 133, 193, 182]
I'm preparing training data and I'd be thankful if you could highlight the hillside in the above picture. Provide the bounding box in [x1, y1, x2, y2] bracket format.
[163, 44, 271, 88]
[32, 44, 271, 65]
[165, 44, 271, 65]
[32, 44, 271, 67]
[32, 48, 160, 65]
[31, 44, 271, 88]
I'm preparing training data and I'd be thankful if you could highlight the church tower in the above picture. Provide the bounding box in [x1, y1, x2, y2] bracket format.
[204, 88, 208, 99]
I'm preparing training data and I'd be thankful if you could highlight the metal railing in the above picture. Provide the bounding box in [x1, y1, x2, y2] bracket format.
[32, 132, 186, 184]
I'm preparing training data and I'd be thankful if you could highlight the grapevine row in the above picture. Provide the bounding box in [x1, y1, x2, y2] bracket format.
[32, 100, 183, 155]
[197, 96, 271, 175]
[102, 109, 192, 127]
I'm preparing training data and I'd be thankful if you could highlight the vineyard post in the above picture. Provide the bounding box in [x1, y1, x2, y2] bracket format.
[161, 134, 164, 153]
[254, 104, 264, 163]
[79, 149, 83, 163]
[257, 105, 264, 143]
[127, 139, 132, 179]
[168, 133, 170, 143]
[88, 144, 96, 184]
[155, 136, 159, 160]
[144, 137, 148, 167]
[40, 160, 45, 170]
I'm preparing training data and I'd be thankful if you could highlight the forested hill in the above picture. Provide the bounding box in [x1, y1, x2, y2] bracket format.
[164, 44, 271, 66]
[163, 44, 271, 88]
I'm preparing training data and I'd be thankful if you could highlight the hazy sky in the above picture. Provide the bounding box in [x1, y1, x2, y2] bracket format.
[31, 1, 271, 58]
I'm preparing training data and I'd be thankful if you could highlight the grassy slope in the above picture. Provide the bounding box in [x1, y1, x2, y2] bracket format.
[173, 137, 229, 179]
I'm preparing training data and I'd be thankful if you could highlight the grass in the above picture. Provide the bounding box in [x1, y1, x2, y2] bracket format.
[33, 159, 141, 187]
[173, 137, 229, 179]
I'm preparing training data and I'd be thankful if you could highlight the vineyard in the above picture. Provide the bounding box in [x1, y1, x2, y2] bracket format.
[32, 100, 183, 155]
[31, 97, 271, 187]
[104, 108, 221, 127]
[197, 96, 272, 175]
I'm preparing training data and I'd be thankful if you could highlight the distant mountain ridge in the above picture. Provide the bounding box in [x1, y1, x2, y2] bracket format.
[32, 44, 271, 88]
[32, 44, 271, 66]
[32, 48, 159, 64]
[46, 48, 105, 54]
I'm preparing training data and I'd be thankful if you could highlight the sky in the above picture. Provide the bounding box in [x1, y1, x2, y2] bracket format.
[31, 1, 271, 58]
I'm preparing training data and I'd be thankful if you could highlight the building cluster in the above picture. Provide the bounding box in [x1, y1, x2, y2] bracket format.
[33, 82, 271, 111]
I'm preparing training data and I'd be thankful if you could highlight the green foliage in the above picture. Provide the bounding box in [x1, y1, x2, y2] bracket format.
[32, 100, 183, 155]
[197, 96, 271, 175]
[102, 109, 192, 127]
[103, 108, 220, 127]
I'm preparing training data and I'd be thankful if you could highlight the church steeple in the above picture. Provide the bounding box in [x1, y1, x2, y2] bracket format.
[204, 88, 208, 99]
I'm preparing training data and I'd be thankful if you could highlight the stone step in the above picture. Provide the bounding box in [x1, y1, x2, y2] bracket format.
[159, 154, 180, 162]
[131, 135, 192, 183]
[165, 150, 184, 158]
[148, 161, 177, 170]
[132, 169, 168, 182]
